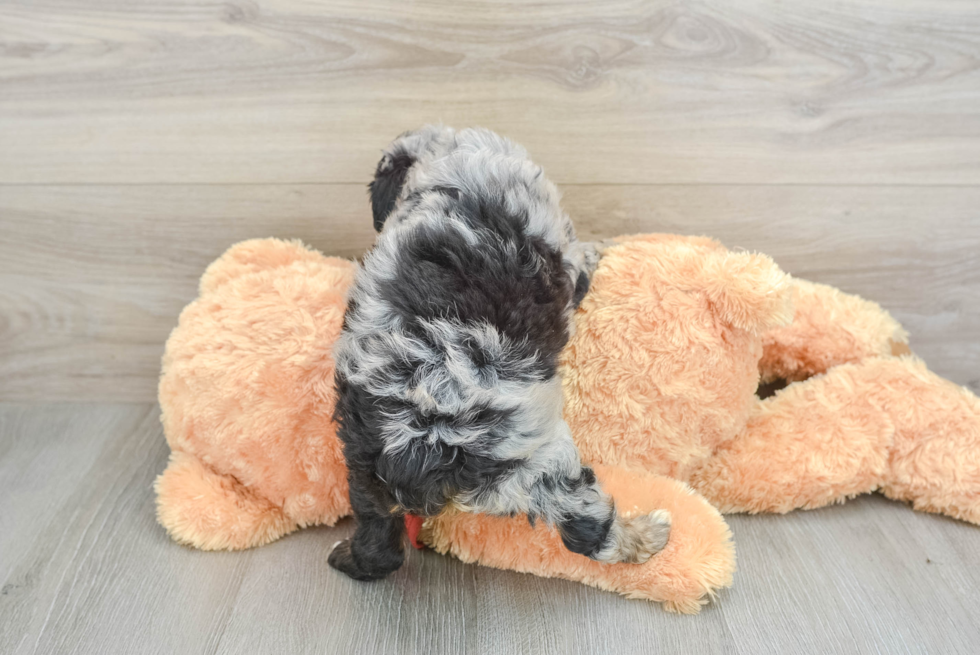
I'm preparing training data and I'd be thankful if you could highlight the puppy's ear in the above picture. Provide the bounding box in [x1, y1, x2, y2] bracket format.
[369, 150, 415, 232]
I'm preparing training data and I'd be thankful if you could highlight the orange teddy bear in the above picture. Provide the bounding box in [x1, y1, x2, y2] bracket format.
[156, 234, 980, 613]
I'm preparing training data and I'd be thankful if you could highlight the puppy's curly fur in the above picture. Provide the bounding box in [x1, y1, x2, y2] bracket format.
[328, 126, 670, 580]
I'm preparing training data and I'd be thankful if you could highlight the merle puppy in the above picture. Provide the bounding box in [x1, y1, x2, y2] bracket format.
[328, 126, 671, 581]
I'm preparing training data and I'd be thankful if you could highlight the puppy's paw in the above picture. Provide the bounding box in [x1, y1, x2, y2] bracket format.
[327, 538, 359, 577]
[595, 510, 672, 564]
[623, 509, 672, 563]
[328, 539, 380, 581]
[328, 538, 403, 581]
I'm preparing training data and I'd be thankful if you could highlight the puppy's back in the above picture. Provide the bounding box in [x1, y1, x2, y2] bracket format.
[334, 144, 577, 514]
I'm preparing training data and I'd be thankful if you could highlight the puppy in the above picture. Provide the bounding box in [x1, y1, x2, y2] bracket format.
[329, 126, 670, 580]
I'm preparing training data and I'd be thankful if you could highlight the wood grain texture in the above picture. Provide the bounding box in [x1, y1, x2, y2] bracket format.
[2, 403, 980, 654]
[2, 184, 978, 401]
[2, 0, 980, 184]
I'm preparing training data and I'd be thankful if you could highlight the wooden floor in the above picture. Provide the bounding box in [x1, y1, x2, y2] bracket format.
[2, 0, 979, 653]
[3, 404, 980, 654]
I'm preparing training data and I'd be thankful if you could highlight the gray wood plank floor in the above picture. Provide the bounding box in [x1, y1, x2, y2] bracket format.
[2, 403, 979, 654]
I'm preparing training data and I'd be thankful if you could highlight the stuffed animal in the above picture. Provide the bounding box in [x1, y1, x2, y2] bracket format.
[560, 234, 980, 526]
[156, 235, 980, 613]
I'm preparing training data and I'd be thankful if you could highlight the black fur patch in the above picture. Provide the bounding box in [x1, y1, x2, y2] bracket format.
[558, 508, 614, 557]
[378, 440, 523, 516]
[573, 270, 590, 308]
[377, 193, 573, 378]
[368, 150, 415, 231]
[756, 378, 789, 399]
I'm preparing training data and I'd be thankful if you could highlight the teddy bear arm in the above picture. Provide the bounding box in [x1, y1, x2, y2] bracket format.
[759, 278, 909, 383]
[420, 465, 735, 613]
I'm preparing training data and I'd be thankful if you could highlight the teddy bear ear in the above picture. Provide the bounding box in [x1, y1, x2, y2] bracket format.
[198, 238, 331, 296]
[701, 250, 794, 335]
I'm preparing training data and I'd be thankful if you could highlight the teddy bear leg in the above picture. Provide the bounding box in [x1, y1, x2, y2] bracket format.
[688, 364, 894, 515]
[155, 451, 298, 550]
[868, 358, 980, 525]
[759, 279, 909, 385]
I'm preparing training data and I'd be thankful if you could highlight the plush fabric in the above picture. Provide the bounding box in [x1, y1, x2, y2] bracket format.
[157, 239, 354, 550]
[422, 465, 734, 614]
[561, 234, 795, 481]
[156, 234, 980, 612]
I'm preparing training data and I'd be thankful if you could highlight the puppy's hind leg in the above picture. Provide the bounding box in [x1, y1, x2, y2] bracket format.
[511, 431, 672, 565]
[542, 466, 672, 564]
[328, 470, 405, 581]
